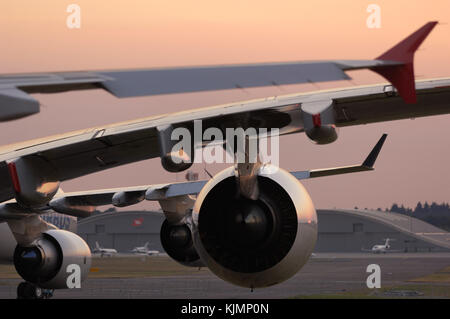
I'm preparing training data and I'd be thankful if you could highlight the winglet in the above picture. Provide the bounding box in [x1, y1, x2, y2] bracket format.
[362, 134, 388, 168]
[372, 22, 438, 103]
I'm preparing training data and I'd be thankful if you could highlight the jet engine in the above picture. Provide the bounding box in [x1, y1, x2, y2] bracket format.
[160, 219, 203, 267]
[13, 229, 91, 289]
[191, 165, 317, 288]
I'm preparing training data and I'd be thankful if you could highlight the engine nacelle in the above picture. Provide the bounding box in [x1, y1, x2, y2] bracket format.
[157, 124, 194, 172]
[13, 229, 91, 289]
[305, 125, 339, 144]
[160, 219, 203, 267]
[112, 190, 145, 207]
[192, 165, 318, 288]
[7, 156, 60, 208]
[302, 99, 339, 144]
[160, 152, 194, 173]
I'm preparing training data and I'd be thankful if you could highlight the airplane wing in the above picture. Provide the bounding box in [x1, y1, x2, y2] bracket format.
[0, 22, 437, 121]
[0, 59, 400, 122]
[0, 23, 447, 204]
[43, 134, 387, 217]
[0, 75, 447, 204]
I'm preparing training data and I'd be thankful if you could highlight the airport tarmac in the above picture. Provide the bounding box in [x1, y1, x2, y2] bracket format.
[0, 253, 449, 299]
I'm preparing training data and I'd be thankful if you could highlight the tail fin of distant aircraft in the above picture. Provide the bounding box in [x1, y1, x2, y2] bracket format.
[385, 238, 392, 247]
[372, 21, 438, 103]
[95, 241, 101, 250]
[144, 242, 149, 249]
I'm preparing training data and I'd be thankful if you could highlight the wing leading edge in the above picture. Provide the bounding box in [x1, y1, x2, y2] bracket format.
[0, 22, 437, 121]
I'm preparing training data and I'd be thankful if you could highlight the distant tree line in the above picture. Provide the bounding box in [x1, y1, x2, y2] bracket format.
[380, 202, 450, 231]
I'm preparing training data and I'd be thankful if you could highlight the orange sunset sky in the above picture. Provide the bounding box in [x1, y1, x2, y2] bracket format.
[0, 0, 449, 210]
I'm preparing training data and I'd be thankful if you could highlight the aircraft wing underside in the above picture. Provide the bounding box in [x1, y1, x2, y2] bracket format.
[0, 78, 448, 203]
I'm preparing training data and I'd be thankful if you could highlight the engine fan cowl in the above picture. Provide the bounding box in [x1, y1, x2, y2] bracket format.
[191, 165, 317, 288]
[13, 229, 91, 289]
[160, 219, 203, 268]
[305, 125, 339, 144]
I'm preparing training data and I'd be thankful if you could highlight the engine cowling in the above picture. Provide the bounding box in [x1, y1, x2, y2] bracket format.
[13, 229, 91, 289]
[191, 165, 317, 288]
[160, 219, 203, 267]
[305, 124, 339, 144]
[160, 151, 194, 173]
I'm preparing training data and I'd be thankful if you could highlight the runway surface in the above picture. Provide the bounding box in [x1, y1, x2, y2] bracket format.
[0, 253, 449, 298]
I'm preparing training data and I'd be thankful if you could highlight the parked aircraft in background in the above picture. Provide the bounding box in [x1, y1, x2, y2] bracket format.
[93, 242, 117, 257]
[131, 242, 160, 255]
[363, 238, 402, 254]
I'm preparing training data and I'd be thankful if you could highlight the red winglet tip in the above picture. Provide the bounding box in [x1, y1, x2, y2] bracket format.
[373, 22, 438, 104]
[377, 21, 438, 63]
[374, 63, 417, 104]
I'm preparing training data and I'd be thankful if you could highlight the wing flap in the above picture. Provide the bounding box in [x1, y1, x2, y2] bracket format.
[98, 62, 352, 97]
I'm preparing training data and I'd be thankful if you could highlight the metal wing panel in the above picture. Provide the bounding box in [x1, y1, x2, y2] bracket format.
[0, 88, 39, 121]
[97, 62, 352, 97]
[0, 78, 449, 166]
[0, 59, 410, 99]
[0, 79, 449, 204]
[0, 21, 439, 124]
[0, 59, 403, 122]
[46, 132, 160, 181]
[333, 79, 450, 127]
[0, 60, 372, 96]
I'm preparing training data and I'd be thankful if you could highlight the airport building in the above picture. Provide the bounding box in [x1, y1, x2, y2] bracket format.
[77, 210, 165, 253]
[315, 209, 450, 252]
[77, 209, 450, 253]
